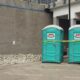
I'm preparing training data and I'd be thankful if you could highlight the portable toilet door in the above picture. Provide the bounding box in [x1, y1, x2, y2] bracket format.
[68, 25, 80, 63]
[42, 25, 64, 63]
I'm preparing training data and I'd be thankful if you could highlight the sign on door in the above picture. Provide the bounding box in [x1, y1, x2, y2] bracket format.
[74, 33, 80, 40]
[47, 33, 55, 40]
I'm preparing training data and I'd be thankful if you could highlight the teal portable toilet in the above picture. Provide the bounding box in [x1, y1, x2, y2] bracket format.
[68, 25, 80, 63]
[42, 25, 64, 63]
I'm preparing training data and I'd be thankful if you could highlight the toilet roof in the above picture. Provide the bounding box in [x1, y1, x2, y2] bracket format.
[69, 25, 80, 30]
[42, 25, 63, 31]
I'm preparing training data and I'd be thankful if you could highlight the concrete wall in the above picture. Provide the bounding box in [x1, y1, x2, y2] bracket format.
[0, 6, 53, 64]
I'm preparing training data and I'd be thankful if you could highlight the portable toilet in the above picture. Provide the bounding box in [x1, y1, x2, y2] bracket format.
[42, 25, 64, 63]
[68, 25, 80, 63]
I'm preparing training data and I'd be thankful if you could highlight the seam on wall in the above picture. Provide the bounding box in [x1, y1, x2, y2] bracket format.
[0, 3, 45, 12]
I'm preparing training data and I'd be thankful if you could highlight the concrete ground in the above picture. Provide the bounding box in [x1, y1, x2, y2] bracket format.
[0, 62, 80, 80]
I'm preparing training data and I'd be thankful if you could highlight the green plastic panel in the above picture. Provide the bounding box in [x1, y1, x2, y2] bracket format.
[68, 27, 80, 63]
[42, 25, 64, 63]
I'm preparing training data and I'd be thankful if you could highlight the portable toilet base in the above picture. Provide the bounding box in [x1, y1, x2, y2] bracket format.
[42, 25, 64, 63]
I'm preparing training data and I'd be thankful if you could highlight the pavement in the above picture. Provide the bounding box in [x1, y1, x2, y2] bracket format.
[0, 62, 80, 80]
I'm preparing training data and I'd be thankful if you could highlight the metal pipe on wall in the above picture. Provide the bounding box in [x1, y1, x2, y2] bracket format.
[68, 0, 71, 27]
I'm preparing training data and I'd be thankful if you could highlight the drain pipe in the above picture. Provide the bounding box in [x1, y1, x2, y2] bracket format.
[68, 0, 71, 27]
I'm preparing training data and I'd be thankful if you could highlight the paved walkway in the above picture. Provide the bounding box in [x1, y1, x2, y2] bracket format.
[0, 62, 80, 80]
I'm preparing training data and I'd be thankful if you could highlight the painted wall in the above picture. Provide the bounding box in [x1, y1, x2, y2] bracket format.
[53, 3, 80, 25]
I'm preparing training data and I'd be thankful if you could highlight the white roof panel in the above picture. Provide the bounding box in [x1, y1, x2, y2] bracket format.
[42, 25, 63, 31]
[69, 25, 80, 30]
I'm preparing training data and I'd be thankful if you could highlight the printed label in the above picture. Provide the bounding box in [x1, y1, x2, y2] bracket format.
[74, 33, 80, 40]
[47, 33, 55, 39]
